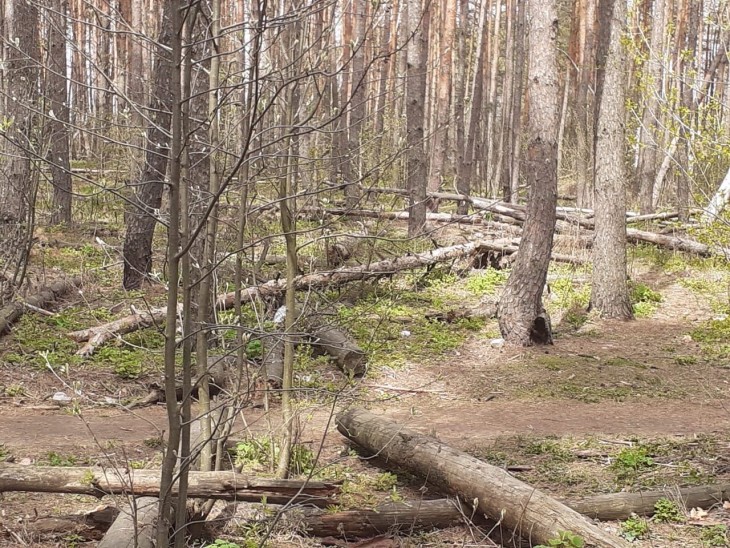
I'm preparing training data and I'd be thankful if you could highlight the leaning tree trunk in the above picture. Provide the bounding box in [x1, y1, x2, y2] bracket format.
[590, 0, 633, 319]
[497, 0, 559, 345]
[0, 0, 40, 305]
[121, 4, 175, 290]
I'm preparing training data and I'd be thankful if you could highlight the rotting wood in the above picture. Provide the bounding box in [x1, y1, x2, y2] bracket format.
[336, 408, 628, 548]
[97, 497, 156, 548]
[566, 482, 730, 521]
[67, 303, 182, 357]
[0, 464, 338, 505]
[215, 240, 503, 310]
[21, 504, 118, 541]
[299, 498, 467, 538]
[305, 313, 367, 376]
[0, 277, 80, 335]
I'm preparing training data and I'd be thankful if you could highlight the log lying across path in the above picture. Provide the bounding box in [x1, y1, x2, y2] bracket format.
[0, 464, 338, 505]
[0, 277, 80, 334]
[336, 408, 628, 548]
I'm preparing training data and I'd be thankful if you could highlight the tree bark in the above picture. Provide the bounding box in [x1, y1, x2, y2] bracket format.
[301, 498, 467, 538]
[336, 408, 627, 547]
[47, 0, 73, 226]
[406, 0, 429, 236]
[497, 0, 560, 346]
[590, 0, 633, 319]
[121, 1, 174, 290]
[0, 0, 40, 305]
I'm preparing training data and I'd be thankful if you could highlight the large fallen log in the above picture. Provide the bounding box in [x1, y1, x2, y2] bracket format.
[567, 482, 730, 521]
[336, 408, 627, 548]
[215, 239, 503, 310]
[304, 313, 367, 376]
[0, 277, 80, 334]
[70, 238, 578, 353]
[97, 497, 157, 548]
[0, 464, 338, 505]
[299, 498, 467, 538]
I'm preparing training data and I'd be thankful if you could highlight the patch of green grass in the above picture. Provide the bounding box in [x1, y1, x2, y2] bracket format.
[549, 278, 591, 310]
[465, 268, 508, 295]
[522, 439, 573, 461]
[232, 437, 314, 476]
[535, 530, 585, 548]
[611, 446, 655, 481]
[629, 281, 662, 317]
[0, 444, 8, 462]
[4, 384, 26, 396]
[47, 451, 78, 467]
[372, 472, 398, 491]
[621, 515, 650, 541]
[701, 525, 729, 547]
[652, 497, 684, 523]
[675, 355, 698, 366]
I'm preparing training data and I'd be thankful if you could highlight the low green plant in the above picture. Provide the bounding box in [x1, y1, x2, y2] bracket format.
[465, 268, 508, 295]
[4, 384, 25, 396]
[233, 437, 314, 475]
[534, 530, 585, 548]
[652, 498, 683, 523]
[630, 282, 662, 317]
[612, 446, 655, 479]
[701, 524, 729, 547]
[47, 451, 77, 467]
[621, 514, 650, 541]
[207, 540, 242, 548]
[373, 472, 398, 491]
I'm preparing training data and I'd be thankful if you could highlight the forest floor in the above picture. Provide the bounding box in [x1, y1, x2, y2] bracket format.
[1, 219, 730, 547]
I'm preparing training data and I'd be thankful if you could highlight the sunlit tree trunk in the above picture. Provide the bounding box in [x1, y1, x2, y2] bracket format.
[497, 0, 559, 346]
[590, 0, 633, 319]
[637, 0, 666, 213]
[47, 0, 73, 226]
[406, 0, 429, 236]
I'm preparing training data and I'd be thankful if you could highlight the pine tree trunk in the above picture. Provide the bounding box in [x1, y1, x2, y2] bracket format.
[48, 0, 73, 226]
[497, 0, 559, 346]
[121, 6, 175, 290]
[590, 0, 633, 319]
[406, 0, 429, 236]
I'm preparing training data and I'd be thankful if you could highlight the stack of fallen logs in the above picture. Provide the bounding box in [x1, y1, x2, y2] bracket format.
[3, 409, 729, 546]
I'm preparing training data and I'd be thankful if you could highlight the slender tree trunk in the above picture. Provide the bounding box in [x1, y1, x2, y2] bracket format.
[406, 0, 429, 237]
[590, 0, 633, 319]
[48, 0, 73, 226]
[156, 0, 182, 543]
[0, 0, 40, 304]
[122, 4, 175, 289]
[426, 0, 456, 204]
[497, 0, 559, 346]
[637, 0, 666, 213]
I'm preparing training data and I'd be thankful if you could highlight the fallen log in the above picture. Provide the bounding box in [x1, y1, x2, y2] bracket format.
[0, 277, 80, 335]
[567, 482, 730, 521]
[262, 331, 286, 386]
[336, 408, 627, 548]
[304, 312, 367, 376]
[300, 498, 467, 538]
[215, 239, 500, 311]
[97, 497, 157, 548]
[0, 464, 338, 505]
[68, 306, 166, 350]
[21, 504, 118, 541]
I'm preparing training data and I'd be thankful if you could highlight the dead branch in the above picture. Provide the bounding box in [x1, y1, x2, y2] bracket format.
[0, 277, 80, 335]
